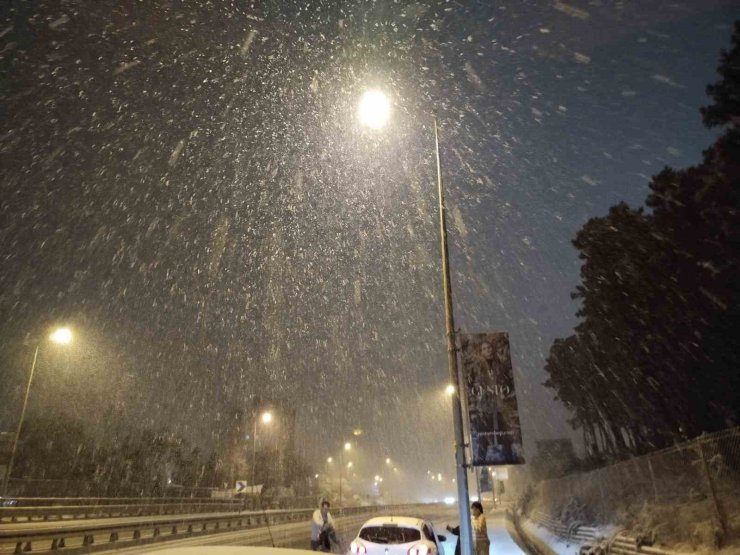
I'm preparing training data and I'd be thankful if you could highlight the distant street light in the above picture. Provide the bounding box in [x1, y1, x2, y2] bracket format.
[445, 384, 455, 396]
[327, 457, 333, 464]
[358, 92, 474, 555]
[251, 410, 273, 489]
[49, 327, 72, 344]
[358, 90, 390, 129]
[344, 442, 352, 451]
[2, 326, 73, 496]
[385, 457, 391, 465]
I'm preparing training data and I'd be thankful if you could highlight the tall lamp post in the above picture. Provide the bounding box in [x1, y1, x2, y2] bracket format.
[2, 327, 73, 496]
[251, 410, 273, 491]
[339, 441, 351, 507]
[358, 91, 474, 555]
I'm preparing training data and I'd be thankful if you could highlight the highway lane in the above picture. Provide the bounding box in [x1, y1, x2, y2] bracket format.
[0, 505, 530, 555]
[59, 506, 460, 554]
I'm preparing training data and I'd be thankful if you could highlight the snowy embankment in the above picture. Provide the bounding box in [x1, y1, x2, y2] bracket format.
[511, 509, 711, 555]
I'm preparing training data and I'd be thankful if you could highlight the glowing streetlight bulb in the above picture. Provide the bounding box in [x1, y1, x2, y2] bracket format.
[385, 458, 391, 465]
[49, 327, 72, 344]
[327, 457, 333, 463]
[445, 384, 455, 396]
[261, 411, 273, 424]
[344, 442, 352, 451]
[347, 461, 353, 468]
[358, 90, 390, 129]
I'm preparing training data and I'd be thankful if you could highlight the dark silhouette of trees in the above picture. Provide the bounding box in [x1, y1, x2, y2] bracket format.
[545, 23, 740, 458]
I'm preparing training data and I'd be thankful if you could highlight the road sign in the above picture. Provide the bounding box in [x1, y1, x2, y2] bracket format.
[235, 481, 262, 495]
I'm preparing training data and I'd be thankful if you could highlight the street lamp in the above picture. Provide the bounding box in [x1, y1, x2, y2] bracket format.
[358, 92, 474, 555]
[2, 326, 73, 496]
[358, 90, 390, 129]
[339, 441, 351, 507]
[251, 410, 273, 490]
[445, 384, 456, 396]
[49, 328, 72, 344]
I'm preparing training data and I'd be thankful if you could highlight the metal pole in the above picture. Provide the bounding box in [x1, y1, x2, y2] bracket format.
[434, 114, 474, 555]
[698, 439, 728, 537]
[475, 467, 482, 501]
[492, 472, 497, 508]
[251, 417, 258, 491]
[339, 450, 343, 507]
[3, 345, 39, 497]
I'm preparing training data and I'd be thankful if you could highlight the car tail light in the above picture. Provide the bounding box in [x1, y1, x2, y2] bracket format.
[408, 544, 430, 555]
[351, 541, 367, 554]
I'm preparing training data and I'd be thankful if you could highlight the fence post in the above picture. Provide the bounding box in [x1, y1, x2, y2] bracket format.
[646, 459, 658, 502]
[697, 439, 728, 539]
[596, 470, 607, 522]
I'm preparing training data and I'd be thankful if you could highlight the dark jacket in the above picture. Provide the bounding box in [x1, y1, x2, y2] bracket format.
[447, 525, 461, 555]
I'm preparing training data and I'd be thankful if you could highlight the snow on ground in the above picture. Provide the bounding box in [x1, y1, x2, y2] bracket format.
[521, 520, 582, 555]
[436, 511, 526, 555]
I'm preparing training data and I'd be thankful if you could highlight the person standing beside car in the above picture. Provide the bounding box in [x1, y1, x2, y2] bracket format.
[446, 502, 490, 555]
[471, 502, 490, 555]
[310, 499, 336, 551]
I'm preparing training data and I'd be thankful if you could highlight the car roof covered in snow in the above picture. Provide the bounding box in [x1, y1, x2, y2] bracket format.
[360, 516, 425, 528]
[146, 548, 315, 555]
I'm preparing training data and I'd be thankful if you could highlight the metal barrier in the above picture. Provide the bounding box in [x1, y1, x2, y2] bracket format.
[529, 510, 598, 543]
[1, 497, 244, 507]
[0, 503, 437, 554]
[527, 510, 694, 555]
[0, 502, 247, 523]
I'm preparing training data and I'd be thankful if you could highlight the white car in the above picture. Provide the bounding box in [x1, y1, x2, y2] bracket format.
[350, 516, 447, 555]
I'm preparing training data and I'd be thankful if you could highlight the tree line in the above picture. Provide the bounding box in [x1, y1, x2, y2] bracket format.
[544, 23, 740, 458]
[7, 411, 315, 499]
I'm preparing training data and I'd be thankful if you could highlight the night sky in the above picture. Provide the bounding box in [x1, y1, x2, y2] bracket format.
[1, 0, 738, 494]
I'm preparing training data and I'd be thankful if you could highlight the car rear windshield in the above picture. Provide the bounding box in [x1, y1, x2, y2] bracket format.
[359, 526, 422, 544]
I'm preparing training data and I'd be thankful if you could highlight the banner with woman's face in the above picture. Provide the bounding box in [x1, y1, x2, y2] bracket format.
[459, 332, 525, 466]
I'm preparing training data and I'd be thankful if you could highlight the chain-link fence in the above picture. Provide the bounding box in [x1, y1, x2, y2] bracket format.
[516, 427, 740, 546]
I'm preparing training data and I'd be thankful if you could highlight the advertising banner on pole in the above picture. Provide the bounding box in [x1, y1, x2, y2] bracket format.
[460, 332, 525, 465]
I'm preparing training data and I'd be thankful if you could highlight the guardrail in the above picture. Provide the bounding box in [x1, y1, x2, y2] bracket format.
[1, 497, 244, 507]
[0, 503, 435, 554]
[527, 510, 694, 555]
[0, 502, 247, 523]
[530, 510, 598, 544]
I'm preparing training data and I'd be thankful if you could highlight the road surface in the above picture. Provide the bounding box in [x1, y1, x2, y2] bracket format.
[0, 506, 530, 554]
